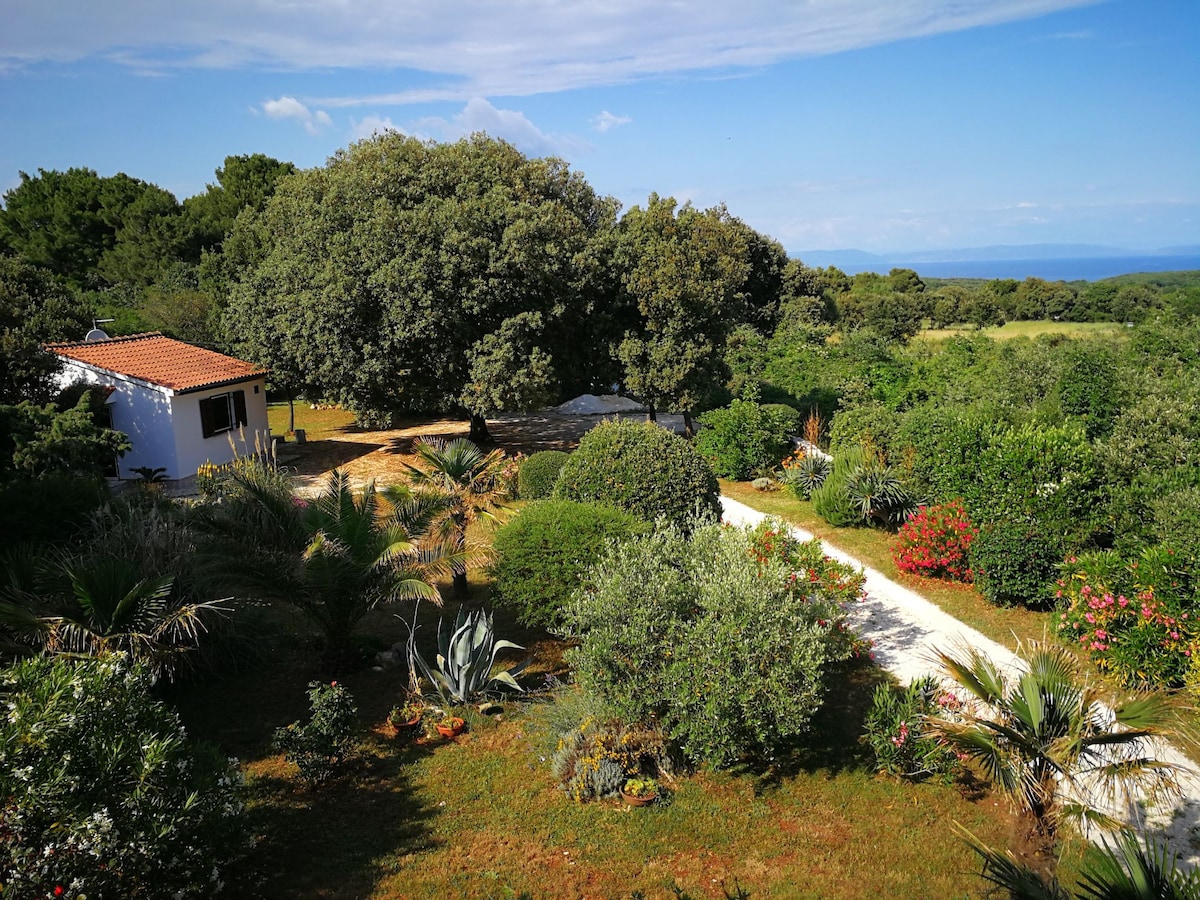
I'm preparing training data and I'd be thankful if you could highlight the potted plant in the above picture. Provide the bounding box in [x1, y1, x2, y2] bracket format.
[387, 697, 425, 734]
[435, 711, 465, 738]
[621, 776, 659, 807]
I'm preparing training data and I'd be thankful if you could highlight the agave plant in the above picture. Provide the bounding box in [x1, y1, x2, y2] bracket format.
[787, 453, 832, 499]
[844, 463, 918, 527]
[414, 606, 528, 704]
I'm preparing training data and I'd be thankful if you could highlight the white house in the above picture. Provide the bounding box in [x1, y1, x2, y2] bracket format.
[45, 332, 271, 481]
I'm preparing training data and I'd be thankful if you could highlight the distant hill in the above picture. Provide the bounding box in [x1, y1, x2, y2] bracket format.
[796, 243, 1194, 268]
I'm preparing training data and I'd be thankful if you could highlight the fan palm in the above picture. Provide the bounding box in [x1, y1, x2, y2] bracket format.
[926, 640, 1186, 876]
[388, 437, 510, 597]
[0, 550, 224, 680]
[197, 462, 466, 670]
[961, 827, 1200, 900]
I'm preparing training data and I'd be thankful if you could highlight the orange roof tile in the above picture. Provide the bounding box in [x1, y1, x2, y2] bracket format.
[46, 332, 267, 393]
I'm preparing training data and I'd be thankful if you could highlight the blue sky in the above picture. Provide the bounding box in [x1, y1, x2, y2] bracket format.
[1, 0, 1197, 255]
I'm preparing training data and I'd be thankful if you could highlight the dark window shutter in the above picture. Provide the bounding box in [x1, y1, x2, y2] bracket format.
[200, 397, 216, 438]
[232, 390, 247, 427]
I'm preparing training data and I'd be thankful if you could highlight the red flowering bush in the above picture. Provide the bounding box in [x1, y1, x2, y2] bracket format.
[891, 500, 977, 583]
[1056, 546, 1196, 688]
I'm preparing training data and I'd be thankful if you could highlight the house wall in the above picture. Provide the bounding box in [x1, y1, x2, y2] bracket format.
[171, 379, 271, 477]
[58, 362, 179, 479]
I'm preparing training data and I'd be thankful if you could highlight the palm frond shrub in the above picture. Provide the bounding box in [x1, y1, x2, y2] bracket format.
[193, 461, 464, 670]
[389, 437, 511, 596]
[811, 446, 867, 527]
[786, 452, 831, 500]
[926, 640, 1186, 875]
[844, 463, 918, 527]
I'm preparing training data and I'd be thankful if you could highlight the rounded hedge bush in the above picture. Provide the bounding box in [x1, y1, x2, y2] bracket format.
[490, 499, 646, 629]
[517, 450, 571, 500]
[969, 518, 1062, 607]
[553, 419, 721, 530]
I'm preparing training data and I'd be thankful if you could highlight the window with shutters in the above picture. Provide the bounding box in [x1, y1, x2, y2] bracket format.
[199, 390, 248, 438]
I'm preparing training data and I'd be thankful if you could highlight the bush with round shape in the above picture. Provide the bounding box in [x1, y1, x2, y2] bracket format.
[517, 450, 570, 500]
[553, 419, 720, 530]
[892, 500, 978, 582]
[969, 518, 1062, 608]
[0, 655, 245, 898]
[490, 499, 645, 629]
[565, 518, 867, 768]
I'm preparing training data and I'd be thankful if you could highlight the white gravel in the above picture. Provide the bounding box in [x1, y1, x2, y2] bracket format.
[720, 494, 1200, 866]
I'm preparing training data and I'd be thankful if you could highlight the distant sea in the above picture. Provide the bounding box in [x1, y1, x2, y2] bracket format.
[833, 255, 1200, 282]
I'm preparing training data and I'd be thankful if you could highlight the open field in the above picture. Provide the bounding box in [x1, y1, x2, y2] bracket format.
[919, 320, 1128, 341]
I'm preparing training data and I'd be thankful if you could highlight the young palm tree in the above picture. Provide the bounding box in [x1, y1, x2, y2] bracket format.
[961, 827, 1200, 900]
[389, 437, 510, 597]
[197, 461, 466, 670]
[926, 640, 1186, 878]
[0, 551, 224, 680]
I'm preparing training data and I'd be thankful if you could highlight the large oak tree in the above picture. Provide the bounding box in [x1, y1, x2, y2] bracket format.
[222, 133, 619, 437]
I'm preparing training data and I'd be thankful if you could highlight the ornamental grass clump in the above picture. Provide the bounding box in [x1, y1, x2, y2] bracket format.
[0, 655, 246, 899]
[891, 500, 978, 582]
[564, 517, 867, 767]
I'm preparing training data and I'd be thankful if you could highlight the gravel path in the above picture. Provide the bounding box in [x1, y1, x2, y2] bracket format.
[719, 494, 1200, 866]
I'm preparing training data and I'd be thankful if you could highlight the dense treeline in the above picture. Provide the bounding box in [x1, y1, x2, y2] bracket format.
[4, 132, 1197, 433]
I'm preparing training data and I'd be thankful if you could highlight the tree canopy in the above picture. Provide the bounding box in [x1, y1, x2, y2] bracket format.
[222, 133, 618, 433]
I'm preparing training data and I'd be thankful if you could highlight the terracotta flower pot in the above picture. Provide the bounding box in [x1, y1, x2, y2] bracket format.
[436, 717, 465, 738]
[621, 789, 657, 807]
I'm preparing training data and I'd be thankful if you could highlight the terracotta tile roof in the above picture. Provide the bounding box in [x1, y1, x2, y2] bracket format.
[46, 332, 267, 393]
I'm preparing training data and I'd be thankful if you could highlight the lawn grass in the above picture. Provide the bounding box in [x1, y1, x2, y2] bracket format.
[919, 320, 1127, 342]
[268, 401, 359, 441]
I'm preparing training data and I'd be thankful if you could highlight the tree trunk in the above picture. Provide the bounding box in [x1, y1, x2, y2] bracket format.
[468, 412, 492, 444]
[683, 410, 695, 438]
[288, 394, 296, 433]
[451, 517, 470, 598]
[646, 403, 657, 423]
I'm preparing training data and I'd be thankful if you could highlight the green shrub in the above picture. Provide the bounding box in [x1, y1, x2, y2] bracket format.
[1057, 546, 1196, 689]
[0, 473, 108, 549]
[490, 499, 645, 629]
[811, 445, 915, 528]
[272, 680, 359, 785]
[695, 393, 793, 480]
[828, 402, 901, 459]
[864, 675, 961, 781]
[969, 519, 1063, 607]
[565, 518, 867, 767]
[553, 419, 720, 530]
[761, 403, 802, 437]
[517, 450, 570, 500]
[0, 655, 245, 898]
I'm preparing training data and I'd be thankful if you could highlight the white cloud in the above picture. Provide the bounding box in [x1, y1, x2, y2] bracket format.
[350, 115, 399, 140]
[592, 110, 632, 133]
[1, 1, 1104, 103]
[261, 96, 332, 135]
[407, 98, 587, 157]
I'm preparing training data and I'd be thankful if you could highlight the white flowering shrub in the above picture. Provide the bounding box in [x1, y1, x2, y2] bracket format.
[0, 655, 245, 899]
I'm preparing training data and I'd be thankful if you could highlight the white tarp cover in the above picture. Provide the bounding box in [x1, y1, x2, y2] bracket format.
[554, 393, 646, 415]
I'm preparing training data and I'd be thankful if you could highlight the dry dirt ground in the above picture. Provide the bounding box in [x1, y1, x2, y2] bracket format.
[279, 411, 685, 494]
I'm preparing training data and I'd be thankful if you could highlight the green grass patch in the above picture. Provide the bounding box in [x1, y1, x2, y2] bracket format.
[919, 320, 1127, 342]
[267, 401, 359, 440]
